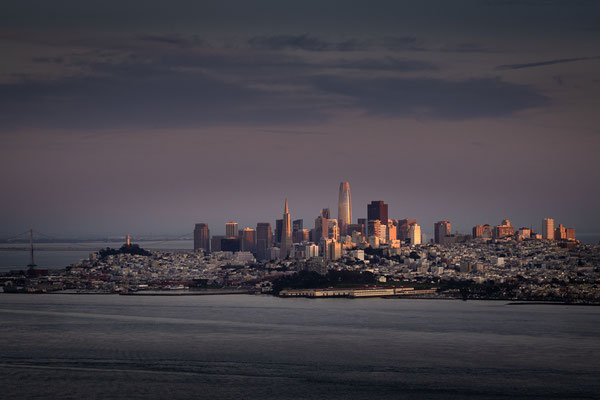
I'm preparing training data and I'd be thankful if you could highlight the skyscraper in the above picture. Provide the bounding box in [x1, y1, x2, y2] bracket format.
[256, 222, 272, 260]
[434, 221, 451, 244]
[493, 219, 514, 239]
[193, 223, 210, 253]
[542, 218, 555, 240]
[293, 219, 303, 231]
[241, 227, 256, 253]
[473, 224, 492, 239]
[409, 223, 421, 246]
[367, 201, 388, 234]
[280, 199, 293, 258]
[275, 219, 283, 244]
[337, 182, 352, 236]
[314, 211, 329, 242]
[398, 219, 417, 243]
[225, 222, 238, 238]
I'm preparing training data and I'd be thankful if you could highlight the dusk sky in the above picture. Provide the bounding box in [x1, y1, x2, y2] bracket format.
[1, 0, 599, 241]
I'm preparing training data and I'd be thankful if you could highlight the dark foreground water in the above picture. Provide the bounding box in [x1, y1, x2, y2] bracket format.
[0, 295, 599, 400]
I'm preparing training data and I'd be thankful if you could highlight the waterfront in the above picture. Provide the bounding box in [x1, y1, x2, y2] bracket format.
[0, 295, 599, 399]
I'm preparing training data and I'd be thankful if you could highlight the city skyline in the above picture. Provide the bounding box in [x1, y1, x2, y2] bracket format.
[187, 182, 578, 247]
[2, 182, 585, 243]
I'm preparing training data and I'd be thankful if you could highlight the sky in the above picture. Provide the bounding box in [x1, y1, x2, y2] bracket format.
[1, 0, 599, 241]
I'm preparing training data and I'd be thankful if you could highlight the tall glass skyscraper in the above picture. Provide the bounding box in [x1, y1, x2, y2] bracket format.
[338, 182, 352, 236]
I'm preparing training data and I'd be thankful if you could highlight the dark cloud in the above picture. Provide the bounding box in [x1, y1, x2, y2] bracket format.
[312, 75, 549, 119]
[439, 42, 490, 53]
[0, 61, 328, 131]
[496, 56, 600, 70]
[381, 36, 423, 51]
[137, 34, 203, 47]
[247, 34, 368, 52]
[31, 57, 64, 63]
[332, 57, 437, 72]
[248, 34, 330, 51]
[486, 0, 596, 7]
[334, 38, 369, 52]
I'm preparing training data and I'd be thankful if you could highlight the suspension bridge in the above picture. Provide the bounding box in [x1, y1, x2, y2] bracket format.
[0, 230, 194, 269]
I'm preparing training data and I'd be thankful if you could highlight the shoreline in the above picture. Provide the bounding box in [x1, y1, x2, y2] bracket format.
[2, 290, 599, 305]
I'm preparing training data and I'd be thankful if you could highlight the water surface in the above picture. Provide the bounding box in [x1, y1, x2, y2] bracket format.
[0, 295, 598, 399]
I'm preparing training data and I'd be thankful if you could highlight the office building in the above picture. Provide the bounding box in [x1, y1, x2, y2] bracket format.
[543, 218, 555, 240]
[293, 219, 303, 232]
[193, 223, 210, 253]
[337, 182, 352, 235]
[554, 224, 566, 240]
[434, 221, 451, 244]
[398, 219, 417, 243]
[221, 237, 240, 252]
[211, 235, 224, 252]
[241, 227, 256, 253]
[473, 224, 493, 239]
[314, 212, 329, 242]
[225, 222, 238, 238]
[367, 200, 388, 228]
[256, 222, 272, 260]
[274, 219, 283, 244]
[408, 223, 421, 246]
[347, 223, 364, 236]
[493, 219, 514, 239]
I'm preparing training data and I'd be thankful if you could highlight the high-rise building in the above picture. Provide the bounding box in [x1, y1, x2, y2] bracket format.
[321, 208, 331, 219]
[542, 218, 555, 240]
[293, 229, 309, 243]
[368, 220, 382, 239]
[328, 240, 342, 260]
[314, 213, 329, 242]
[566, 228, 576, 241]
[193, 223, 210, 253]
[275, 219, 283, 244]
[280, 199, 293, 258]
[473, 224, 492, 239]
[304, 243, 319, 258]
[241, 227, 256, 253]
[493, 219, 514, 239]
[434, 221, 451, 244]
[408, 223, 421, 246]
[398, 219, 417, 243]
[337, 182, 352, 236]
[516, 227, 531, 240]
[256, 222, 272, 260]
[293, 219, 303, 232]
[211, 235, 224, 252]
[221, 237, 240, 252]
[347, 223, 363, 236]
[387, 221, 397, 242]
[367, 201, 388, 228]
[225, 222, 238, 238]
[555, 224, 566, 240]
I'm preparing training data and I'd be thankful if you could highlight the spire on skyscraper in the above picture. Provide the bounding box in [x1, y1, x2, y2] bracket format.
[280, 198, 293, 258]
